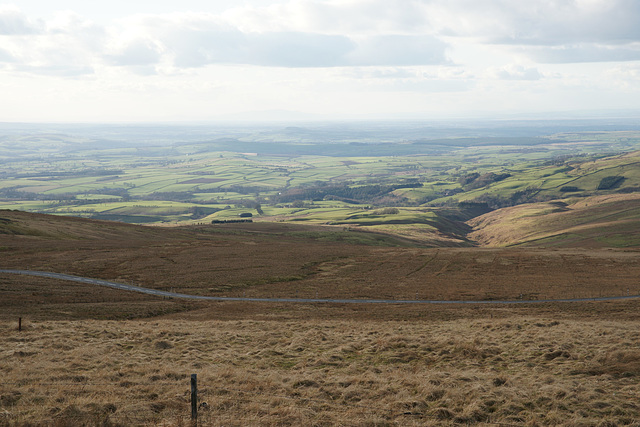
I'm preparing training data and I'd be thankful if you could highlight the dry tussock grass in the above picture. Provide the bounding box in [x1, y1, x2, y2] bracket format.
[1, 316, 639, 426]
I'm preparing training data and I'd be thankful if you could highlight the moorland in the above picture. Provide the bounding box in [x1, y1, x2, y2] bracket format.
[1, 120, 639, 426]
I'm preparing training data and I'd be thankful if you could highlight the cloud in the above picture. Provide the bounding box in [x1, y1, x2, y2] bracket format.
[247, 32, 355, 67]
[0, 8, 103, 76]
[343, 67, 419, 79]
[159, 27, 355, 68]
[602, 65, 640, 91]
[427, 1, 640, 44]
[0, 5, 40, 35]
[85, 3, 448, 70]
[489, 64, 542, 80]
[427, 0, 640, 63]
[335, 65, 473, 94]
[4, 0, 640, 80]
[606, 64, 640, 80]
[522, 44, 640, 64]
[223, 0, 640, 64]
[347, 35, 448, 66]
[225, 0, 431, 35]
[106, 38, 163, 66]
[106, 13, 451, 69]
[0, 46, 15, 62]
[11, 63, 95, 77]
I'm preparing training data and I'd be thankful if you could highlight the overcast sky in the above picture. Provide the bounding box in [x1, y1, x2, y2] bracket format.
[2, 0, 640, 122]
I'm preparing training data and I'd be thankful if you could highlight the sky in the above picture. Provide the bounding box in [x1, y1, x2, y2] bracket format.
[2, 0, 640, 122]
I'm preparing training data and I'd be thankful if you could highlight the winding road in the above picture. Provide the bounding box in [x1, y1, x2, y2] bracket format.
[1, 269, 639, 305]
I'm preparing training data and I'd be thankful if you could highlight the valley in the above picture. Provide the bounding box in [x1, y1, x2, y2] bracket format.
[3, 122, 640, 248]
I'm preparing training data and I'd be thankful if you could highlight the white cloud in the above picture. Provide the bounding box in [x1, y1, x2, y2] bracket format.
[105, 38, 163, 67]
[347, 35, 448, 66]
[343, 67, 419, 79]
[0, 46, 14, 62]
[522, 43, 640, 64]
[0, 5, 40, 35]
[427, 0, 640, 63]
[3, 1, 640, 121]
[0, 8, 102, 76]
[489, 64, 542, 80]
[104, 12, 450, 70]
[426, 1, 640, 44]
[603, 64, 640, 91]
[4, 0, 640, 79]
[12, 63, 95, 77]
[336, 65, 473, 93]
[224, 0, 432, 35]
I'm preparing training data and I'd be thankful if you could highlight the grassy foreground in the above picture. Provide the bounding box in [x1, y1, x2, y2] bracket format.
[1, 315, 639, 426]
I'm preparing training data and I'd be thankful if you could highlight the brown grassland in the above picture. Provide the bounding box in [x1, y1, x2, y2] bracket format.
[468, 194, 640, 248]
[0, 211, 639, 426]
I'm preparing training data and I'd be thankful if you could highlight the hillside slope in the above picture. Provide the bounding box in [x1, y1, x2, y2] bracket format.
[0, 209, 188, 240]
[432, 150, 640, 209]
[4, 209, 640, 321]
[468, 193, 640, 247]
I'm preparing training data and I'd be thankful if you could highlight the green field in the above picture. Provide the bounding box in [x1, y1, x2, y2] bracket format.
[3, 123, 640, 245]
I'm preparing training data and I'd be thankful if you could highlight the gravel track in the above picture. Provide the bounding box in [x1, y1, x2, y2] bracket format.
[2, 269, 639, 305]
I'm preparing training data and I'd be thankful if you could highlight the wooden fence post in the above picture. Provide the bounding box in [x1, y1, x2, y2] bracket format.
[18, 317, 22, 332]
[191, 374, 198, 424]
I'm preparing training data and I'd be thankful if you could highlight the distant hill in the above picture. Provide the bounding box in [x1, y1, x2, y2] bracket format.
[436, 150, 640, 208]
[468, 193, 640, 248]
